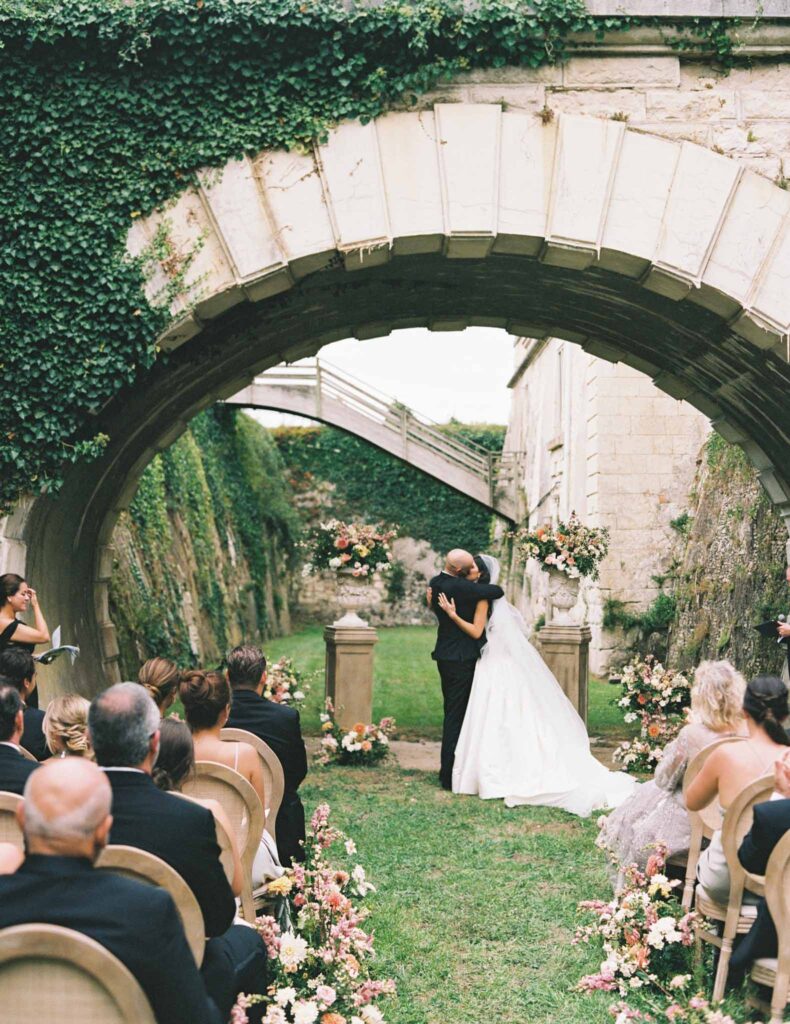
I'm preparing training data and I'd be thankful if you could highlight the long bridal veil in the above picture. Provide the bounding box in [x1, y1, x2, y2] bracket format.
[452, 554, 636, 817]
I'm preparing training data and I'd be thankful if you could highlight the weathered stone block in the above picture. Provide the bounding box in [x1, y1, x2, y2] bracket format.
[564, 56, 680, 89]
[645, 89, 736, 121]
[464, 85, 545, 112]
[741, 92, 790, 120]
[548, 89, 646, 120]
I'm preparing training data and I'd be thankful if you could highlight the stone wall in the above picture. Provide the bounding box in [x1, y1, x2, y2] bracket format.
[505, 338, 709, 673]
[668, 434, 789, 681]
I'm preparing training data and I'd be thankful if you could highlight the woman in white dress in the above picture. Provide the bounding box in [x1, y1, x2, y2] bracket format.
[443, 554, 636, 817]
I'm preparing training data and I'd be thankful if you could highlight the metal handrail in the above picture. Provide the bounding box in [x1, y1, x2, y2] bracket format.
[249, 358, 523, 515]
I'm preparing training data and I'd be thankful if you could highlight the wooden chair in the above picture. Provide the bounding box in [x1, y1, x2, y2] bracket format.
[182, 760, 264, 922]
[171, 790, 237, 890]
[0, 792, 23, 851]
[693, 773, 775, 1001]
[18, 746, 37, 763]
[748, 829, 790, 1024]
[0, 923, 156, 1023]
[221, 727, 284, 842]
[681, 736, 746, 910]
[96, 845, 205, 967]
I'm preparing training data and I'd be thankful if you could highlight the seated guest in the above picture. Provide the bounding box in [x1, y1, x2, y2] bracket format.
[0, 685, 39, 793]
[687, 675, 790, 903]
[89, 683, 267, 1021]
[0, 648, 48, 760]
[598, 660, 745, 889]
[226, 645, 308, 866]
[153, 717, 244, 897]
[0, 758, 222, 1023]
[43, 693, 92, 758]
[137, 657, 180, 715]
[179, 669, 281, 884]
[730, 748, 790, 979]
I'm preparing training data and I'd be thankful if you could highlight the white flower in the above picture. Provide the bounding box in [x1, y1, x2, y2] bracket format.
[669, 974, 690, 989]
[360, 1007, 384, 1024]
[329, 557, 342, 569]
[345, 839, 357, 855]
[275, 988, 297, 1007]
[316, 985, 336, 1006]
[647, 917, 681, 949]
[279, 931, 309, 971]
[264, 1008, 287, 1024]
[322, 735, 338, 751]
[294, 690, 305, 701]
[293, 1002, 319, 1024]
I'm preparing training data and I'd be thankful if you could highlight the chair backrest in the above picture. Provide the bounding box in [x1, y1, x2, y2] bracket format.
[721, 773, 777, 883]
[680, 735, 745, 910]
[764, 829, 790, 963]
[0, 923, 156, 1024]
[95, 844, 205, 967]
[182, 760, 263, 921]
[221, 727, 284, 841]
[18, 746, 37, 763]
[170, 791, 236, 890]
[0, 791, 23, 850]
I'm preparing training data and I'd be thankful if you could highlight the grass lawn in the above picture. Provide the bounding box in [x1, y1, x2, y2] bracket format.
[266, 625, 636, 743]
[262, 625, 645, 1022]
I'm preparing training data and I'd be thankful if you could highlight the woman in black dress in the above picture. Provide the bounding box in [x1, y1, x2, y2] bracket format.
[0, 574, 50, 708]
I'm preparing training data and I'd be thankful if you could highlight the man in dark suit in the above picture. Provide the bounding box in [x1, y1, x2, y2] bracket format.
[226, 644, 307, 866]
[428, 548, 504, 790]
[0, 648, 48, 760]
[0, 757, 222, 1023]
[730, 750, 790, 981]
[0, 684, 39, 793]
[89, 682, 267, 1021]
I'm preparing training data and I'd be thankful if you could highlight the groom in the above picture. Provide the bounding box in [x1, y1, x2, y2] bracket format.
[429, 549, 504, 790]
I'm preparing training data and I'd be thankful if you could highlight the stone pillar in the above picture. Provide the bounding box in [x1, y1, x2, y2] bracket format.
[324, 625, 378, 730]
[537, 623, 591, 725]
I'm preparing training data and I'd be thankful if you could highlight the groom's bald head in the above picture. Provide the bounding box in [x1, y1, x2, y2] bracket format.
[445, 549, 475, 577]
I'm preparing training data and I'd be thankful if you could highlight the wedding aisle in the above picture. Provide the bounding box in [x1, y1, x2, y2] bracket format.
[301, 762, 616, 1024]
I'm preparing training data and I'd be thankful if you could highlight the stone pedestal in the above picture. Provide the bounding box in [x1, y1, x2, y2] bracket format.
[537, 623, 591, 725]
[324, 624, 378, 730]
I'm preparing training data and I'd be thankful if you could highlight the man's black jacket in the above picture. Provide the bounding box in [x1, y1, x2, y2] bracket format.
[429, 572, 504, 662]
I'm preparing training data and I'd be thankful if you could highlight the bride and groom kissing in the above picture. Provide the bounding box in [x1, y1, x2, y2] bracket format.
[428, 548, 637, 816]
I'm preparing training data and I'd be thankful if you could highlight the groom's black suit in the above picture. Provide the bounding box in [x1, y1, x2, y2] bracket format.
[429, 571, 504, 789]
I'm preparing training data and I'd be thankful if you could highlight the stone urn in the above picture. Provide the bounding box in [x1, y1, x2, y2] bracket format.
[333, 568, 371, 628]
[547, 567, 580, 625]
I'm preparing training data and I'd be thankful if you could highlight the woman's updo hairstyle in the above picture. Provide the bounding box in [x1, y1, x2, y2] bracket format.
[137, 657, 180, 712]
[152, 718, 195, 792]
[179, 669, 231, 731]
[473, 555, 491, 585]
[43, 694, 92, 758]
[0, 574, 24, 604]
[743, 675, 790, 746]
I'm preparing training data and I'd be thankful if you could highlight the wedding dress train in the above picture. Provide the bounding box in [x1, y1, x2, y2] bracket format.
[452, 555, 637, 818]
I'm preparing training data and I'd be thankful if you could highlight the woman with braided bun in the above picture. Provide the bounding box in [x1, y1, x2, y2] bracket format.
[137, 657, 180, 715]
[687, 675, 790, 903]
[43, 694, 92, 759]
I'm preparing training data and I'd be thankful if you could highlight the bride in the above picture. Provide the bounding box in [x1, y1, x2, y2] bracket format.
[441, 554, 636, 817]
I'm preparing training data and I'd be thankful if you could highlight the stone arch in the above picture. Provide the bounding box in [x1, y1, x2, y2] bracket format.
[10, 105, 790, 694]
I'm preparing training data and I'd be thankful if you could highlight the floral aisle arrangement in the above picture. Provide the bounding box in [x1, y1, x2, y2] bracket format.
[575, 845, 697, 1004]
[609, 991, 750, 1024]
[265, 656, 312, 708]
[612, 657, 692, 774]
[318, 699, 396, 766]
[512, 511, 610, 580]
[245, 803, 395, 1024]
[304, 520, 398, 579]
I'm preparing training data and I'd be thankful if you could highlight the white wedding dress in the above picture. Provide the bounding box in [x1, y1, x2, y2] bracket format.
[452, 555, 637, 818]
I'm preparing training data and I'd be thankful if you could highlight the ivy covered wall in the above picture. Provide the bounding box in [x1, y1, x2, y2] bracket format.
[109, 407, 300, 676]
[667, 434, 789, 681]
[272, 423, 505, 556]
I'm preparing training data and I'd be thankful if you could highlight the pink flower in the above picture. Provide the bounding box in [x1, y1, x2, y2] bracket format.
[665, 1005, 684, 1022]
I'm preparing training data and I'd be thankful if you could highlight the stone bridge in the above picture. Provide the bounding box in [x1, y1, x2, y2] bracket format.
[4, 3, 790, 693]
[225, 360, 521, 521]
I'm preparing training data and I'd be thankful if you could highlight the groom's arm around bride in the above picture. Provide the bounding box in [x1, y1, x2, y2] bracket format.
[429, 549, 504, 790]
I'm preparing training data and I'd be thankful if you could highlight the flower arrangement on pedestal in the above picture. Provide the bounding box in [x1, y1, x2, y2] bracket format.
[304, 520, 398, 579]
[612, 656, 692, 774]
[512, 511, 610, 580]
[237, 803, 396, 1024]
[265, 656, 312, 709]
[318, 698, 396, 766]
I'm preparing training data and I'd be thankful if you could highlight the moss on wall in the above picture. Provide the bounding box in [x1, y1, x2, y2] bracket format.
[108, 408, 300, 675]
[668, 433, 788, 679]
[272, 423, 505, 555]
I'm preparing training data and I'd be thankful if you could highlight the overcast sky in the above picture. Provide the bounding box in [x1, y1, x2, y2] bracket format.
[248, 326, 516, 428]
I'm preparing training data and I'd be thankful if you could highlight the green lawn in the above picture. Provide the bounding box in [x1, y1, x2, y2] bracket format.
[266, 625, 633, 742]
